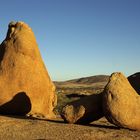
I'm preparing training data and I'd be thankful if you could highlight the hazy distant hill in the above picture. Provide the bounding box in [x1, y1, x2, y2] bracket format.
[54, 75, 109, 88]
[66, 75, 109, 84]
[54, 75, 109, 97]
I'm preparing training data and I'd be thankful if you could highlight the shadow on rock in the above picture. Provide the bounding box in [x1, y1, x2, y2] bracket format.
[128, 72, 140, 95]
[66, 93, 87, 98]
[0, 92, 31, 115]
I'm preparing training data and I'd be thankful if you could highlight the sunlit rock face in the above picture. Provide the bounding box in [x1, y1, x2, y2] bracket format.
[0, 21, 57, 119]
[103, 72, 140, 131]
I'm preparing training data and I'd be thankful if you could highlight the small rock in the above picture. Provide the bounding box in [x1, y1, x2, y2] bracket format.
[61, 93, 103, 124]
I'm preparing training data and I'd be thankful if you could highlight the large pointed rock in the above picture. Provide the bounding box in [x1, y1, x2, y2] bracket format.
[61, 93, 103, 124]
[103, 72, 140, 131]
[0, 21, 57, 119]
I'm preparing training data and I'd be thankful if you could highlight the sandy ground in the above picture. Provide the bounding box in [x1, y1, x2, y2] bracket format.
[0, 115, 140, 140]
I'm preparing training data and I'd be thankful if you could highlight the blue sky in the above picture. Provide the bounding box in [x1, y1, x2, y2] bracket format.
[0, 0, 140, 81]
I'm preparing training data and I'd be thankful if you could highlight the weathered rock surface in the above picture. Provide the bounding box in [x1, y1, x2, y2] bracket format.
[61, 93, 103, 124]
[0, 21, 57, 119]
[103, 72, 140, 131]
[128, 72, 140, 94]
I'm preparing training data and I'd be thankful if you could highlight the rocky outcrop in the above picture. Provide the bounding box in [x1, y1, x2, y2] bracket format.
[128, 72, 140, 94]
[61, 93, 103, 124]
[0, 21, 57, 119]
[103, 72, 140, 131]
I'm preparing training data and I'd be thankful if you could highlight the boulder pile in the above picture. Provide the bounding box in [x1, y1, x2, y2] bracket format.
[0, 21, 140, 131]
[61, 72, 140, 131]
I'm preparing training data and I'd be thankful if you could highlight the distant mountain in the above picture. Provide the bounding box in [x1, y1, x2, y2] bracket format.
[66, 75, 109, 84]
[54, 75, 109, 87]
[54, 75, 110, 95]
